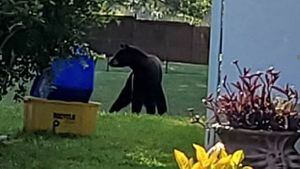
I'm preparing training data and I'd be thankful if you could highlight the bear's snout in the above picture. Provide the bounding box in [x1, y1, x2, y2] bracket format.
[109, 58, 119, 67]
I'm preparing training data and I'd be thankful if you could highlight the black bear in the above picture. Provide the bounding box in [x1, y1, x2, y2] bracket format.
[108, 44, 167, 115]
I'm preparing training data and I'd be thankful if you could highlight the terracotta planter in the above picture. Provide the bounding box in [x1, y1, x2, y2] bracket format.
[217, 128, 300, 169]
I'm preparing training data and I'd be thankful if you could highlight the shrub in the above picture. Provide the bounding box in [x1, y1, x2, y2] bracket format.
[174, 142, 252, 169]
[203, 60, 300, 131]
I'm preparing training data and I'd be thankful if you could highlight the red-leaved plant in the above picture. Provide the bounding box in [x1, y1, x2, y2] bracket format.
[203, 60, 300, 131]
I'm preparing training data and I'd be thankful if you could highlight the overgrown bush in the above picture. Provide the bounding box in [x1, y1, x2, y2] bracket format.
[0, 0, 211, 101]
[0, 0, 115, 100]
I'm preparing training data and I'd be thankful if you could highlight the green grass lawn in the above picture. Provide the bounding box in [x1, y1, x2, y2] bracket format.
[0, 61, 208, 169]
[0, 104, 204, 169]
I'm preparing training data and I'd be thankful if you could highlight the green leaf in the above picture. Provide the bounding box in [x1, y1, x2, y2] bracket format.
[231, 150, 244, 166]
[49, 0, 56, 5]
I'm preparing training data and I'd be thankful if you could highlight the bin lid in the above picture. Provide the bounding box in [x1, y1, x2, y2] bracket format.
[24, 96, 101, 107]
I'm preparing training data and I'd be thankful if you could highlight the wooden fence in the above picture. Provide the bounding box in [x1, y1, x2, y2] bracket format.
[86, 16, 210, 66]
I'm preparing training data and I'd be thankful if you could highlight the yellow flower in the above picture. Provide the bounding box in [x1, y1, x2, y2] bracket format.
[214, 155, 232, 169]
[193, 144, 209, 167]
[174, 142, 252, 169]
[174, 149, 191, 169]
[242, 166, 253, 169]
[191, 162, 204, 169]
[231, 150, 244, 167]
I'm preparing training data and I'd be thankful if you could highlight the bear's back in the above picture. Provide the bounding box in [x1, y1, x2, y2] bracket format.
[132, 54, 163, 86]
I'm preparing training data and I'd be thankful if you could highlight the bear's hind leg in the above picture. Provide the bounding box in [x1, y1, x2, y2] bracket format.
[131, 97, 143, 114]
[156, 86, 167, 115]
[144, 99, 156, 114]
[131, 88, 145, 114]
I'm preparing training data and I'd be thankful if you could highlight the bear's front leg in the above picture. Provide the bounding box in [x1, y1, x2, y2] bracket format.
[109, 73, 133, 113]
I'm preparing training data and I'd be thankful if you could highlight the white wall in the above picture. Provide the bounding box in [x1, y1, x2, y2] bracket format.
[221, 0, 300, 88]
[206, 0, 300, 147]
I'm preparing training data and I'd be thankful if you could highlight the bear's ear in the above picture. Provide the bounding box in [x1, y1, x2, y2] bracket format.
[120, 44, 129, 49]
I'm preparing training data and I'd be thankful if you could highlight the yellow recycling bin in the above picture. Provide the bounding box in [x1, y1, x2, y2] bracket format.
[24, 96, 100, 135]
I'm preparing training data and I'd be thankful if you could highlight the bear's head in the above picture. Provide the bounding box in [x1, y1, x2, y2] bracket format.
[109, 44, 131, 67]
[109, 44, 147, 67]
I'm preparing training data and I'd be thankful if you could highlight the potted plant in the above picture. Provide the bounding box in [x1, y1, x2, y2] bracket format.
[174, 142, 252, 169]
[203, 60, 300, 169]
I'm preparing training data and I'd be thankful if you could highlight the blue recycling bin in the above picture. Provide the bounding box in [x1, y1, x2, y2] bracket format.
[30, 49, 95, 102]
